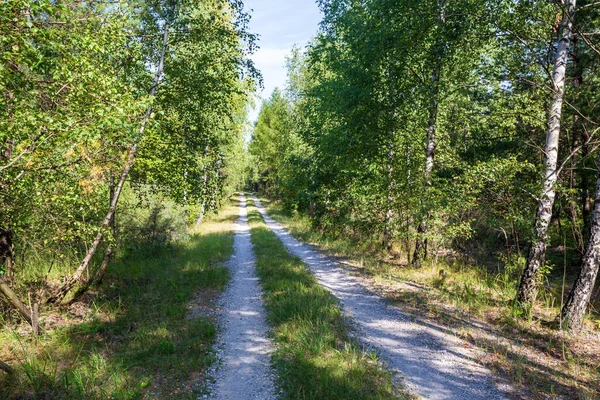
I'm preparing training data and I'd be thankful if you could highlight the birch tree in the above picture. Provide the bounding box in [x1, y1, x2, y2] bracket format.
[47, 20, 172, 304]
[561, 148, 600, 332]
[516, 0, 577, 310]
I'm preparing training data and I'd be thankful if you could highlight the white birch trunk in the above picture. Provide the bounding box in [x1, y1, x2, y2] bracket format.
[517, 0, 576, 308]
[412, 2, 444, 266]
[383, 137, 396, 253]
[196, 145, 210, 226]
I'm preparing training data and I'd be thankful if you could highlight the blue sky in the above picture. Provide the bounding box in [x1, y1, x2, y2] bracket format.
[244, 0, 322, 123]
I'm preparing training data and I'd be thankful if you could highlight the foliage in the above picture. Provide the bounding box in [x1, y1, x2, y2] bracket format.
[247, 0, 600, 319]
[0, 0, 256, 287]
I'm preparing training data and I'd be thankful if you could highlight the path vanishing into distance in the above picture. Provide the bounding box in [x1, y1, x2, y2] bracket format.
[207, 194, 276, 400]
[251, 195, 514, 400]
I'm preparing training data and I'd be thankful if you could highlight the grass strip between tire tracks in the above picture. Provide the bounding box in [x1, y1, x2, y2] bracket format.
[246, 196, 402, 400]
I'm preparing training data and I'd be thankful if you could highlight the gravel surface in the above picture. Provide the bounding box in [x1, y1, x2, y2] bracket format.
[205, 195, 276, 400]
[252, 195, 514, 400]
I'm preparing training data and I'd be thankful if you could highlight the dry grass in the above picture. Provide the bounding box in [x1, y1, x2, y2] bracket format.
[191, 196, 241, 236]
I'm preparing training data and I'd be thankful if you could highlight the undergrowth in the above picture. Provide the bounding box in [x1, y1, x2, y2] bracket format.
[0, 198, 239, 399]
[246, 197, 402, 400]
[260, 196, 600, 400]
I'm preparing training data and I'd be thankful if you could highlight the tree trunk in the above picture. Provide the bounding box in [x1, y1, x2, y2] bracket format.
[91, 173, 116, 286]
[413, 71, 438, 266]
[0, 278, 43, 334]
[516, 0, 576, 309]
[571, 32, 588, 248]
[383, 139, 396, 253]
[0, 360, 13, 374]
[0, 227, 14, 282]
[581, 128, 591, 235]
[47, 24, 170, 305]
[560, 151, 600, 332]
[69, 174, 116, 303]
[412, 3, 444, 267]
[209, 156, 222, 213]
[196, 146, 210, 226]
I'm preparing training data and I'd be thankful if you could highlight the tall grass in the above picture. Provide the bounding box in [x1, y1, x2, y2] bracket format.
[246, 197, 402, 400]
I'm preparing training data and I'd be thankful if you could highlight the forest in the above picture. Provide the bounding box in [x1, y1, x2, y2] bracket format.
[250, 0, 600, 333]
[1, 0, 600, 398]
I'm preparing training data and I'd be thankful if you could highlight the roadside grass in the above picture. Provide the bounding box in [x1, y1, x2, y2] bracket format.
[0, 197, 240, 399]
[245, 197, 402, 400]
[260, 197, 600, 400]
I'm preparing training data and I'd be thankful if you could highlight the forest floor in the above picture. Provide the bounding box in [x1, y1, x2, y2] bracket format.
[3, 194, 598, 399]
[260, 197, 600, 400]
[0, 198, 240, 399]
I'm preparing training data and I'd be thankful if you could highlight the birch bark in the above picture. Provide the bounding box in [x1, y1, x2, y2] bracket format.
[516, 0, 576, 308]
[412, 1, 444, 267]
[196, 145, 210, 226]
[413, 69, 439, 266]
[383, 140, 396, 253]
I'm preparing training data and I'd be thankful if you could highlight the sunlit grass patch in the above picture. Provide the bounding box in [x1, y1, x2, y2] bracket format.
[246, 197, 402, 400]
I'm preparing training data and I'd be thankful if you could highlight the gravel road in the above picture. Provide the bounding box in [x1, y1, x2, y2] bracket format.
[252, 195, 513, 400]
[206, 194, 276, 400]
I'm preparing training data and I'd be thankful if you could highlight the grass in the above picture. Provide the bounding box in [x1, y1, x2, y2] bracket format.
[245, 197, 402, 400]
[0, 197, 240, 399]
[260, 196, 600, 400]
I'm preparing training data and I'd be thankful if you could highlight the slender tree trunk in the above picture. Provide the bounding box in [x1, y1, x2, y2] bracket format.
[183, 138, 189, 215]
[2, 139, 15, 282]
[582, 128, 591, 233]
[196, 145, 210, 226]
[560, 151, 600, 332]
[412, 3, 444, 267]
[0, 359, 13, 374]
[96, 172, 117, 285]
[383, 140, 396, 253]
[47, 24, 170, 305]
[94, 174, 116, 286]
[209, 155, 222, 212]
[183, 170, 188, 206]
[6, 256, 14, 282]
[0, 227, 14, 282]
[70, 174, 117, 303]
[413, 71, 439, 266]
[210, 171, 219, 211]
[516, 0, 576, 309]
[196, 198, 207, 226]
[571, 32, 588, 248]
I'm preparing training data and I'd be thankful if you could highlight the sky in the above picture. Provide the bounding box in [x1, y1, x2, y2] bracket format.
[243, 0, 322, 124]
